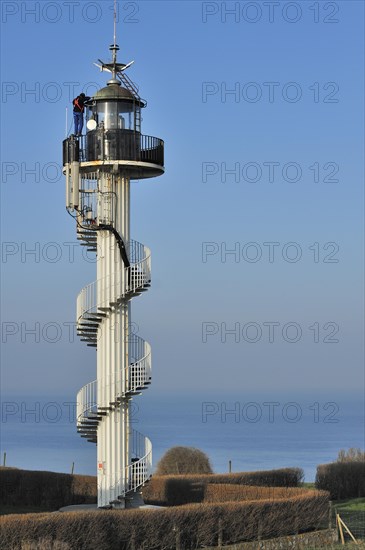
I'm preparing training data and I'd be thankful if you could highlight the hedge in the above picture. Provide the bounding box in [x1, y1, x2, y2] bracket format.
[204, 484, 312, 503]
[0, 467, 96, 510]
[0, 467, 303, 511]
[142, 467, 304, 506]
[315, 461, 365, 499]
[0, 490, 329, 550]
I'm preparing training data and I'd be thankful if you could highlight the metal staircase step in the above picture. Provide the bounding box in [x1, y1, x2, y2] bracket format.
[87, 312, 107, 318]
[79, 423, 99, 428]
[77, 234, 97, 239]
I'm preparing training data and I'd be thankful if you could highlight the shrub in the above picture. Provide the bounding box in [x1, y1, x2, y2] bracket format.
[337, 448, 365, 462]
[155, 446, 213, 475]
[315, 461, 365, 499]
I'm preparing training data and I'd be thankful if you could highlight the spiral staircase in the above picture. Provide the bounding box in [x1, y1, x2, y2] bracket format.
[74, 225, 153, 504]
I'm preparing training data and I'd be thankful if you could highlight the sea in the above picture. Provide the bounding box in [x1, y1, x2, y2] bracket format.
[1, 391, 364, 482]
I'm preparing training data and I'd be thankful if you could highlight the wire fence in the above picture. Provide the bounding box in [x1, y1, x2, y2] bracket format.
[334, 510, 365, 541]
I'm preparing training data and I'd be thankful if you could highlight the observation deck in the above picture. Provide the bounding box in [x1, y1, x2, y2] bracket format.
[63, 132, 164, 179]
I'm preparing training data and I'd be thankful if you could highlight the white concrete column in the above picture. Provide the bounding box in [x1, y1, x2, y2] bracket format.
[96, 170, 131, 507]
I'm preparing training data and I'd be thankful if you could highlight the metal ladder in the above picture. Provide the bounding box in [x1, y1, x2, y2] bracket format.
[118, 71, 143, 133]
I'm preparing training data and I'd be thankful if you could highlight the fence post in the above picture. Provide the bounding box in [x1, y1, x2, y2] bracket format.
[257, 518, 262, 541]
[218, 518, 223, 547]
[174, 525, 181, 550]
[228, 460, 232, 473]
[337, 513, 345, 545]
[328, 501, 332, 529]
[3, 452, 6, 467]
[130, 527, 136, 550]
[294, 506, 299, 535]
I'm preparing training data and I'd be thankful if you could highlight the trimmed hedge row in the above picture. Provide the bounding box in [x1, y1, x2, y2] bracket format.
[0, 491, 329, 550]
[0, 467, 303, 511]
[142, 467, 304, 506]
[204, 484, 313, 503]
[0, 467, 96, 510]
[315, 461, 365, 499]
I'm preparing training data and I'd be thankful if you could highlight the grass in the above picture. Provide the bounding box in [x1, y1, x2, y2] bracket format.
[302, 482, 316, 490]
[301, 482, 365, 513]
[333, 498, 365, 512]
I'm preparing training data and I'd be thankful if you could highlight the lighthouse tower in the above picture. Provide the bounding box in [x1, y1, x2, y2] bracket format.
[63, 26, 164, 508]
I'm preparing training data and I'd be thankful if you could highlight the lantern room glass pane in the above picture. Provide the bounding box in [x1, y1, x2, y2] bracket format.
[87, 101, 135, 131]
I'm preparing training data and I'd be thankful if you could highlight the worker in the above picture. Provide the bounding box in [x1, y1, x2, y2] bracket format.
[73, 93, 91, 137]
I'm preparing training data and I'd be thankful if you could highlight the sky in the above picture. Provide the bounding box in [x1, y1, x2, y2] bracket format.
[1, 0, 364, 415]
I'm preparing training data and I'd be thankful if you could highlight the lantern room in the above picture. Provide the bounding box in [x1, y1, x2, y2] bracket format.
[86, 81, 146, 133]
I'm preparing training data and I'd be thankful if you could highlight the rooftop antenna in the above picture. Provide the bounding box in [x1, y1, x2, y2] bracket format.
[94, 0, 135, 83]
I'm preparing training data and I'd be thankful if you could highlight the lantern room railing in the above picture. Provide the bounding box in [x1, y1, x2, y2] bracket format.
[73, 131, 164, 166]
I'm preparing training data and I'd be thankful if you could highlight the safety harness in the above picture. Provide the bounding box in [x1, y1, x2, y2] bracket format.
[73, 97, 84, 113]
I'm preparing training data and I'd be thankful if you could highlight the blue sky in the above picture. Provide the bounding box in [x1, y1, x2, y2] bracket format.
[1, 0, 364, 409]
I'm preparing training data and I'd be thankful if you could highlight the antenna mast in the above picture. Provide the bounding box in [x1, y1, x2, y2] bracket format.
[110, 0, 120, 80]
[113, 0, 117, 53]
[94, 0, 135, 85]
